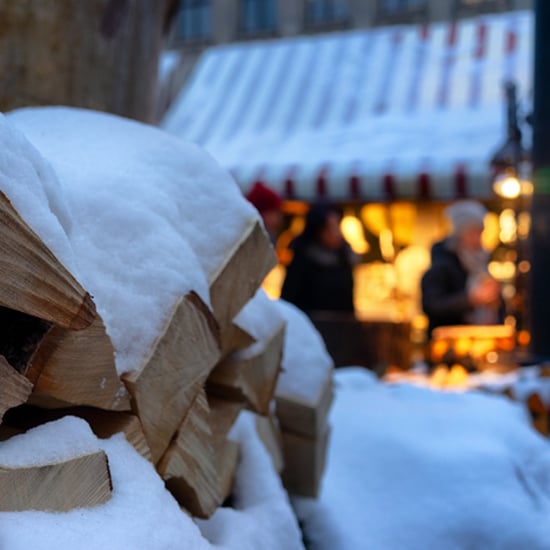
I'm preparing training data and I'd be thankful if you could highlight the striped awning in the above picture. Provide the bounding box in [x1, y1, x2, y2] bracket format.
[161, 10, 533, 202]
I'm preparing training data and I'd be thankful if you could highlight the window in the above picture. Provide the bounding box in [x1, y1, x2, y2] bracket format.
[454, 0, 512, 17]
[173, 0, 211, 43]
[305, 0, 351, 28]
[378, 0, 427, 22]
[240, 0, 277, 36]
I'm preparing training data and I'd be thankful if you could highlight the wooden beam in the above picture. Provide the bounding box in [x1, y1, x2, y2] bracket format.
[0, 191, 96, 330]
[123, 292, 220, 464]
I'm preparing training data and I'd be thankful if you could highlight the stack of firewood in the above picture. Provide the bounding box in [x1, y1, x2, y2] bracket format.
[0, 107, 334, 516]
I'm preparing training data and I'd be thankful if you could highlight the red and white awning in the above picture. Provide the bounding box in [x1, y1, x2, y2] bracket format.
[162, 10, 533, 202]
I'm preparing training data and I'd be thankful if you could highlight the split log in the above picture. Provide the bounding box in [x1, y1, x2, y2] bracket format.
[220, 321, 255, 360]
[157, 388, 221, 518]
[0, 356, 33, 423]
[208, 396, 243, 502]
[25, 315, 131, 412]
[281, 426, 331, 498]
[0, 417, 112, 512]
[0, 191, 96, 330]
[216, 439, 240, 504]
[0, 451, 111, 512]
[207, 323, 285, 415]
[2, 404, 151, 461]
[255, 411, 284, 474]
[209, 221, 276, 342]
[123, 292, 220, 464]
[275, 371, 334, 439]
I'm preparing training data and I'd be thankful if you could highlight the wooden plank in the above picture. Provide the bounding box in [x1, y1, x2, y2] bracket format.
[209, 221, 276, 337]
[0, 356, 33, 422]
[275, 373, 334, 438]
[281, 426, 331, 499]
[123, 292, 220, 464]
[0, 191, 96, 330]
[157, 388, 221, 518]
[207, 324, 285, 415]
[0, 450, 112, 512]
[26, 315, 131, 412]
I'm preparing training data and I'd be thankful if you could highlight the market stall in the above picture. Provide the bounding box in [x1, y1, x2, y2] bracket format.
[161, 9, 534, 369]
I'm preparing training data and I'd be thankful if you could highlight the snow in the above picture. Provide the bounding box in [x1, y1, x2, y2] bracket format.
[1, 107, 550, 549]
[6, 106, 261, 375]
[293, 368, 550, 550]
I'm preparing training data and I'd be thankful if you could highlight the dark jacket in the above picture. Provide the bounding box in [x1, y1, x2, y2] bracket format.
[281, 241, 355, 316]
[421, 239, 473, 337]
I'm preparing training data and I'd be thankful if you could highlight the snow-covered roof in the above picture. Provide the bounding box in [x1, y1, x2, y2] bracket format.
[162, 10, 533, 202]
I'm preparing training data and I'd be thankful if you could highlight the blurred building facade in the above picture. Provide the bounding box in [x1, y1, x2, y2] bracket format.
[164, 0, 531, 79]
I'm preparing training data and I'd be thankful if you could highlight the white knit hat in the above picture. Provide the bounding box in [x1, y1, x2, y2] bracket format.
[445, 200, 487, 235]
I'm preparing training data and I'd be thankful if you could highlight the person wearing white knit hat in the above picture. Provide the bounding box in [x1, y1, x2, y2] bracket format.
[421, 199, 503, 339]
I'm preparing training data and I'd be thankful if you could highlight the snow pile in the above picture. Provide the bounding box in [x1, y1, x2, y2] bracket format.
[6, 107, 261, 374]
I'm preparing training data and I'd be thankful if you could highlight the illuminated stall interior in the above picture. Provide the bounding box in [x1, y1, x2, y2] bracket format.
[263, 192, 532, 366]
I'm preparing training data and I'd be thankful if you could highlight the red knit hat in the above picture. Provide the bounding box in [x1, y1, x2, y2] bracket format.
[246, 181, 282, 213]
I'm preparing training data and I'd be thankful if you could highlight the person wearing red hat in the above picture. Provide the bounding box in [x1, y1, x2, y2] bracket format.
[246, 181, 283, 245]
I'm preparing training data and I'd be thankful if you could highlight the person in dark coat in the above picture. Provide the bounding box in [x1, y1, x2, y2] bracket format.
[421, 200, 502, 339]
[281, 201, 356, 316]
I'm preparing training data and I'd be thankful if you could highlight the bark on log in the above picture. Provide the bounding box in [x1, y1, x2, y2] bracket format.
[123, 292, 220, 464]
[0, 450, 112, 512]
[0, 191, 95, 330]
